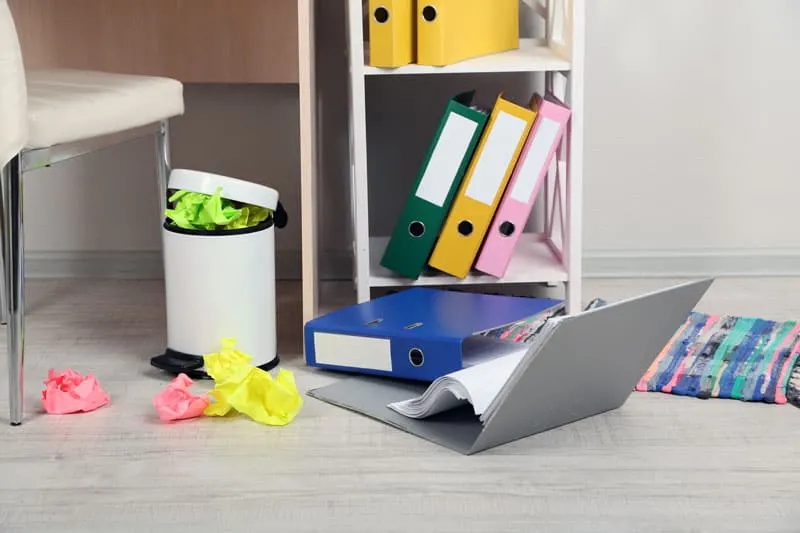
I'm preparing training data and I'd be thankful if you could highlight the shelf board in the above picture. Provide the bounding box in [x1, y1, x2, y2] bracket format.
[368, 233, 568, 287]
[362, 39, 570, 76]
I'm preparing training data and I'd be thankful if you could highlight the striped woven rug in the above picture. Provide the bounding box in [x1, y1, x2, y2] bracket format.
[485, 302, 800, 405]
[636, 312, 800, 403]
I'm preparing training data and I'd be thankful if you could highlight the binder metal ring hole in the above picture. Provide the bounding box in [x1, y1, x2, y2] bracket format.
[409, 348, 424, 367]
[421, 5, 437, 22]
[373, 6, 389, 23]
[366, 318, 383, 326]
[457, 220, 473, 236]
[404, 322, 423, 330]
[408, 221, 425, 238]
[499, 221, 515, 237]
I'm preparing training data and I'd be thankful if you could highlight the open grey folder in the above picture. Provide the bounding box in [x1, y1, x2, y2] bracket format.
[307, 279, 713, 455]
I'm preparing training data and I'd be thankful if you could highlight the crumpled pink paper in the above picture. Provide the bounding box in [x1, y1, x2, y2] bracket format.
[153, 373, 210, 422]
[41, 369, 110, 414]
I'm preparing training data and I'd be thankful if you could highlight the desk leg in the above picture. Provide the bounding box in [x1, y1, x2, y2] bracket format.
[299, 0, 319, 327]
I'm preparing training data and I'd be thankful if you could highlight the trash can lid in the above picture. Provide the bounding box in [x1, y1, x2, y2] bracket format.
[168, 169, 279, 210]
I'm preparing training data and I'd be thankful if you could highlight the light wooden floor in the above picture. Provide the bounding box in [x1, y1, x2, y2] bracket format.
[1, 277, 799, 532]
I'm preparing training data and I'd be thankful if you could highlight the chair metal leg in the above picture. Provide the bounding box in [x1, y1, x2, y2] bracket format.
[0, 169, 7, 327]
[155, 120, 172, 218]
[1, 155, 24, 426]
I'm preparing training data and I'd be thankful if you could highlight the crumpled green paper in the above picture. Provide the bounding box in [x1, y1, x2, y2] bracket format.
[202, 338, 303, 426]
[165, 187, 272, 231]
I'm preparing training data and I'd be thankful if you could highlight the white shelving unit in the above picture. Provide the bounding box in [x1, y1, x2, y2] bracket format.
[343, 0, 585, 313]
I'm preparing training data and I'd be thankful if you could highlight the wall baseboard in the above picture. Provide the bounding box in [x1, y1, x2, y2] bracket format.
[23, 248, 800, 281]
[24, 250, 353, 281]
[583, 248, 800, 278]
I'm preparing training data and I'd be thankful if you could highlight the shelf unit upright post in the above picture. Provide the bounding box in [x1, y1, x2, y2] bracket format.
[343, 0, 584, 313]
[298, 0, 319, 325]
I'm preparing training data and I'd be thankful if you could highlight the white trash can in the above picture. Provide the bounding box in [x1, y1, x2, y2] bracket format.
[150, 169, 287, 379]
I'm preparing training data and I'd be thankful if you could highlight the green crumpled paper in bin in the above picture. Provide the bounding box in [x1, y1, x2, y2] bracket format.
[165, 187, 272, 231]
[224, 205, 271, 230]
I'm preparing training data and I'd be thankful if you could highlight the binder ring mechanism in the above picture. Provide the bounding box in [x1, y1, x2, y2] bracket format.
[499, 221, 516, 237]
[408, 220, 425, 237]
[373, 6, 389, 23]
[421, 5, 437, 22]
[408, 348, 424, 367]
[406, 321, 424, 367]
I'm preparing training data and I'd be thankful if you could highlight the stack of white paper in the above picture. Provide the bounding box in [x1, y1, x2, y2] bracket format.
[388, 319, 562, 422]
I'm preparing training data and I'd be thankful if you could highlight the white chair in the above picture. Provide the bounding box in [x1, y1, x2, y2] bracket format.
[0, 0, 184, 425]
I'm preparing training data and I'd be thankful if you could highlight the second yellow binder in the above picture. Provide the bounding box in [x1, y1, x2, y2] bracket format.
[368, 0, 416, 68]
[417, 0, 519, 66]
[428, 95, 537, 279]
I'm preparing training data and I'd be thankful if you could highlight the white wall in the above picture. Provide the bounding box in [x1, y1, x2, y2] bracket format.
[21, 0, 800, 279]
[583, 0, 800, 276]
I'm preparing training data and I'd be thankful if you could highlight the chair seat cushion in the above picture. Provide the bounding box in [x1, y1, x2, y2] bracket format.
[25, 69, 184, 149]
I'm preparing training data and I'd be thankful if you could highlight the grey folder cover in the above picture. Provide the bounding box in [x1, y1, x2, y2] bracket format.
[307, 279, 713, 455]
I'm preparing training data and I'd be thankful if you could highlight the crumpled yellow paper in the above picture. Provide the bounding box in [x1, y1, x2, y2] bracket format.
[203, 338, 302, 426]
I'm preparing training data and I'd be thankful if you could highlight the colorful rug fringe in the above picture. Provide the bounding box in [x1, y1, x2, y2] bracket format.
[481, 303, 565, 343]
[787, 364, 800, 407]
[481, 298, 609, 344]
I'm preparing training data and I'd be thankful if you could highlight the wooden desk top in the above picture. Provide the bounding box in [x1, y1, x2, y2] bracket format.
[9, 0, 299, 84]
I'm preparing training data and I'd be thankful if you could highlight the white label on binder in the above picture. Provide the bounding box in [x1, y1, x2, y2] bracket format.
[313, 332, 393, 371]
[510, 117, 561, 203]
[415, 112, 478, 207]
[465, 111, 527, 206]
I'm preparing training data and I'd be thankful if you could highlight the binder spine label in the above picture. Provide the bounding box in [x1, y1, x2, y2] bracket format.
[465, 111, 527, 205]
[509, 117, 560, 203]
[415, 112, 478, 207]
[313, 332, 393, 371]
